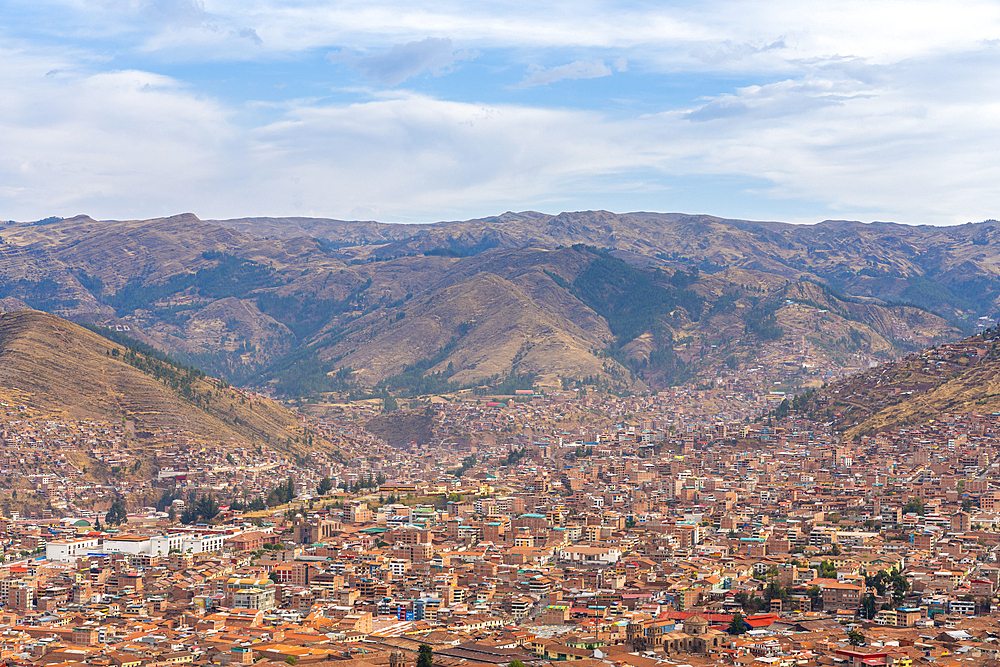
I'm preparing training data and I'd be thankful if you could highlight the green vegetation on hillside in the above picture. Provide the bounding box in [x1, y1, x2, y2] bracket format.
[571, 250, 702, 344]
[84, 324, 209, 398]
[375, 325, 473, 397]
[107, 252, 281, 314]
[0, 278, 78, 311]
[0, 212, 977, 401]
[256, 278, 373, 339]
[484, 369, 538, 395]
[264, 343, 355, 397]
[567, 247, 699, 388]
[118, 347, 205, 401]
[744, 302, 784, 341]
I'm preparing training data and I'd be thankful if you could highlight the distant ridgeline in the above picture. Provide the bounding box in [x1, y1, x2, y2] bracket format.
[0, 211, 992, 398]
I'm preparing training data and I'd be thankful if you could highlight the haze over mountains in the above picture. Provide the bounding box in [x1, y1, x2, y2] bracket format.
[0, 210, 996, 398]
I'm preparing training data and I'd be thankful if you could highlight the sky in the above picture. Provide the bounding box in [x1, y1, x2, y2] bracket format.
[1, 1, 999, 226]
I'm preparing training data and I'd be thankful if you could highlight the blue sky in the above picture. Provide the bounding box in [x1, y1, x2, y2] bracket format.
[2, 0, 999, 225]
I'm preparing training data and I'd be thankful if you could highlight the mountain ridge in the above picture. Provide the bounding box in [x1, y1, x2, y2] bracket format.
[0, 210, 993, 397]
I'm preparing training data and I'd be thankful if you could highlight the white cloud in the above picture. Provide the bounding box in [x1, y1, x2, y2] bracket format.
[3, 2, 1000, 225]
[332, 37, 478, 86]
[685, 72, 878, 121]
[243, 92, 632, 216]
[515, 59, 614, 88]
[0, 47, 236, 218]
[62, 0, 1000, 69]
[690, 39, 787, 66]
[139, 0, 207, 27]
[6, 48, 999, 225]
[237, 27, 262, 45]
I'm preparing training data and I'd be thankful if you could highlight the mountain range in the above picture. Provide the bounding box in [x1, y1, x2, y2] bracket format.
[0, 210, 996, 397]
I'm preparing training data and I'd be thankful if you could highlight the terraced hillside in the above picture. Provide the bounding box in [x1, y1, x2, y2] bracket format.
[0, 310, 320, 458]
[803, 330, 1000, 438]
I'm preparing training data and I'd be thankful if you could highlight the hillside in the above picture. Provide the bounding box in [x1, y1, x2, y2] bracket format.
[803, 330, 1000, 438]
[0, 211, 986, 397]
[0, 310, 319, 459]
[210, 212, 1000, 321]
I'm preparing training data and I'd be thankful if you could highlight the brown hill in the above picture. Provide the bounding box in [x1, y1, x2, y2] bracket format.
[0, 310, 316, 457]
[364, 412, 435, 448]
[0, 211, 984, 397]
[805, 331, 1000, 438]
[211, 212, 1000, 321]
[296, 247, 959, 393]
[312, 247, 625, 389]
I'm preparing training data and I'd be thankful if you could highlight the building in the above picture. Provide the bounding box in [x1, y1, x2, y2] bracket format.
[557, 546, 622, 565]
[45, 537, 101, 563]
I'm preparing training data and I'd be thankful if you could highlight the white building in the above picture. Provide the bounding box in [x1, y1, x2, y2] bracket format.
[150, 534, 187, 556]
[103, 535, 153, 555]
[949, 599, 976, 615]
[45, 537, 101, 563]
[177, 533, 226, 554]
[81, 532, 230, 559]
[557, 546, 622, 565]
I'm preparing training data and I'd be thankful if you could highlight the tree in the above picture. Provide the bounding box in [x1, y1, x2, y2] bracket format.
[764, 581, 788, 602]
[317, 477, 333, 496]
[861, 593, 878, 620]
[903, 497, 924, 516]
[847, 629, 865, 647]
[156, 489, 180, 512]
[728, 612, 747, 635]
[733, 591, 766, 613]
[180, 493, 221, 524]
[267, 478, 297, 507]
[196, 494, 220, 521]
[819, 560, 837, 578]
[509, 661, 526, 667]
[808, 585, 823, 610]
[865, 570, 888, 597]
[889, 568, 910, 605]
[417, 644, 433, 667]
[962, 498, 975, 511]
[106, 498, 128, 526]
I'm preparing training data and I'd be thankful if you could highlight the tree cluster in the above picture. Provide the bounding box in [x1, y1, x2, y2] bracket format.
[105, 498, 128, 526]
[903, 497, 925, 516]
[267, 478, 297, 507]
[180, 493, 220, 524]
